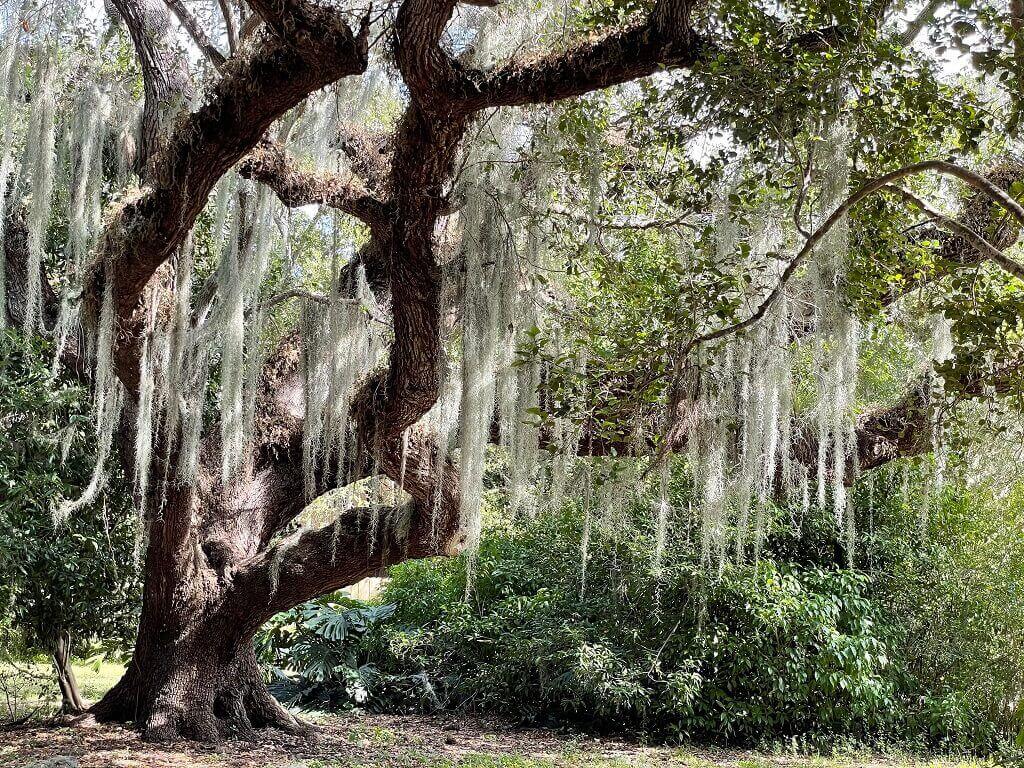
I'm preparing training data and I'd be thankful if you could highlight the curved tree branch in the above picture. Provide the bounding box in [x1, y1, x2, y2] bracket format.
[238, 138, 389, 230]
[884, 184, 1024, 281]
[683, 160, 1024, 357]
[92, 4, 369, 392]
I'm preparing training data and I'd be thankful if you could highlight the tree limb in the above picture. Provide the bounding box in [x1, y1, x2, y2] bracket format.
[110, 0, 192, 173]
[237, 139, 389, 230]
[219, 0, 239, 54]
[884, 184, 1024, 281]
[683, 159, 1024, 356]
[224, 423, 461, 627]
[462, 0, 703, 108]
[163, 0, 227, 69]
[92, 4, 369, 391]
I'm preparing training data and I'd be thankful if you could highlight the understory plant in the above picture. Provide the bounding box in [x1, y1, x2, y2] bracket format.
[262, 466, 1024, 754]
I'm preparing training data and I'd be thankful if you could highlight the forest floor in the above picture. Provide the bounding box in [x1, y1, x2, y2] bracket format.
[0, 713, 993, 768]
[0, 663, 991, 768]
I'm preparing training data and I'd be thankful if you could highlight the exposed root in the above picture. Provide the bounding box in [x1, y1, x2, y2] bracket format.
[91, 648, 313, 744]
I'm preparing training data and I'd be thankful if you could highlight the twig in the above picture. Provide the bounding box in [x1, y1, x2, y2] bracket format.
[162, 0, 226, 68]
[681, 159, 1024, 357]
[884, 185, 1024, 281]
[219, 0, 239, 54]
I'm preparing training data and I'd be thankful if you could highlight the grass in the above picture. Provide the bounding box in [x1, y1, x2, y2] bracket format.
[72, 658, 126, 702]
[0, 656, 125, 716]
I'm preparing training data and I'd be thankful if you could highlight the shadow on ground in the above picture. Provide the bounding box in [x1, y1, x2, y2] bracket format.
[0, 713, 986, 768]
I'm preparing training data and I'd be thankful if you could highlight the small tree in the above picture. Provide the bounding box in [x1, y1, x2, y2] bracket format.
[0, 330, 139, 713]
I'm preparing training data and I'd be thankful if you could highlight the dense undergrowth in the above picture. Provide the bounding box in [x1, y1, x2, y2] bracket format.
[259, 466, 1024, 757]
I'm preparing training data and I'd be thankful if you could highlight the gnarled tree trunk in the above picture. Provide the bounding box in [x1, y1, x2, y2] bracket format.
[11, 0, 1015, 745]
[91, 531, 305, 741]
[89, 490, 286, 740]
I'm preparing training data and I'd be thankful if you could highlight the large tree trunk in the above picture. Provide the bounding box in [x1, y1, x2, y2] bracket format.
[90, 490, 306, 741]
[89, 407, 459, 743]
[93, 619, 302, 742]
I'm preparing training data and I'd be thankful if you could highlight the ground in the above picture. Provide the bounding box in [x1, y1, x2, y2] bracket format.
[0, 713, 991, 768]
[0, 662, 991, 768]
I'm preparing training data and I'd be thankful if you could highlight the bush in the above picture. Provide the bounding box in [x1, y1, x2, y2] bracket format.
[257, 594, 396, 711]
[863, 470, 1024, 752]
[362, 508, 898, 745]
[0, 330, 139, 681]
[260, 462, 1024, 753]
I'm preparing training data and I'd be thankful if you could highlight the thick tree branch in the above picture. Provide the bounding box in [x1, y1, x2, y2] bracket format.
[246, 0, 368, 48]
[237, 139, 389, 230]
[792, 355, 1024, 484]
[463, 0, 702, 108]
[93, 6, 369, 391]
[111, 0, 192, 173]
[224, 423, 461, 628]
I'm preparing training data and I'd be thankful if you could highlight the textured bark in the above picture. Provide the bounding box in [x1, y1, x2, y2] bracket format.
[93, 600, 306, 741]
[52, 632, 86, 715]
[109, 0, 191, 175]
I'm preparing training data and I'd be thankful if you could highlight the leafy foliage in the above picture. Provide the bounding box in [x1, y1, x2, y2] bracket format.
[362, 507, 895, 746]
[262, 461, 1024, 755]
[0, 331, 139, 657]
[864, 468, 1024, 752]
[257, 595, 396, 711]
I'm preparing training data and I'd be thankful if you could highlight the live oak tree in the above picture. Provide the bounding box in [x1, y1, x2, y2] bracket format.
[1, 0, 1023, 744]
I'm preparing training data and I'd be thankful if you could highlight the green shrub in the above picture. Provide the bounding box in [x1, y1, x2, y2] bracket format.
[256, 594, 396, 710]
[864, 470, 1024, 752]
[363, 509, 897, 745]
[0, 330, 139, 661]
[260, 462, 1024, 753]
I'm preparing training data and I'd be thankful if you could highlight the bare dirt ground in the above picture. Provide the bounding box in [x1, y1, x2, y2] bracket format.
[0, 712, 986, 768]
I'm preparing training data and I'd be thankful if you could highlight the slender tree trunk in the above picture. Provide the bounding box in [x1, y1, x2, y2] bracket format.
[51, 632, 86, 714]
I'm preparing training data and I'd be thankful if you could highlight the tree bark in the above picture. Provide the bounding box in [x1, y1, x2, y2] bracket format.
[51, 632, 86, 715]
[93, 612, 304, 741]
[90, 483, 309, 741]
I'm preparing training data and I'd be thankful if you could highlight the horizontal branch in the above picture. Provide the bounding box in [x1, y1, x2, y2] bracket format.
[238, 139, 389, 229]
[225, 422, 462, 628]
[463, 0, 703, 109]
